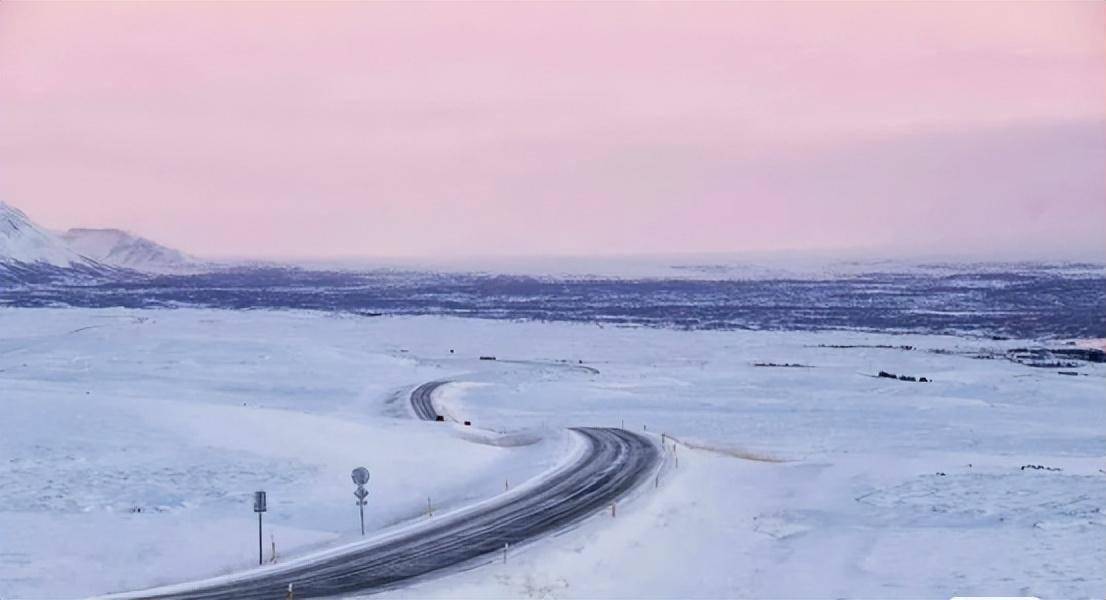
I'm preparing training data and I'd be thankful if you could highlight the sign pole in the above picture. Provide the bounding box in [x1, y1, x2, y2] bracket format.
[257, 512, 263, 565]
[351, 467, 370, 536]
[253, 490, 267, 566]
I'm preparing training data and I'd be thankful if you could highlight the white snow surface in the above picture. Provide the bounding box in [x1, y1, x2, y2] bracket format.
[0, 308, 1102, 599]
[0, 202, 93, 267]
[61, 228, 196, 273]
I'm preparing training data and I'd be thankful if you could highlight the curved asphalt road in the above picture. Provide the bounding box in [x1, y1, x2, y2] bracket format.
[114, 380, 660, 599]
[409, 380, 448, 421]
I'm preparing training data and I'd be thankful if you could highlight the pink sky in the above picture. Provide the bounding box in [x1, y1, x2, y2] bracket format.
[0, 2, 1102, 260]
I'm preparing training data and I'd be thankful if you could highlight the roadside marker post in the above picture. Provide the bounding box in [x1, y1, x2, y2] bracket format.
[351, 467, 370, 536]
[253, 491, 267, 566]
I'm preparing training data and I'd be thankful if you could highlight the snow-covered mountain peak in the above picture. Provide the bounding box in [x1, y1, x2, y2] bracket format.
[0, 201, 37, 237]
[0, 202, 93, 267]
[61, 227, 196, 273]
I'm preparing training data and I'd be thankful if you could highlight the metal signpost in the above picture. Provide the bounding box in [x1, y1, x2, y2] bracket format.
[253, 490, 267, 565]
[351, 467, 370, 535]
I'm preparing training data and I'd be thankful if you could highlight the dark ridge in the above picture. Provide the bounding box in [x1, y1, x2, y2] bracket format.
[2, 266, 1103, 340]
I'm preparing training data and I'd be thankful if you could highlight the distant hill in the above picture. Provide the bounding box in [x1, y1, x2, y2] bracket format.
[0, 201, 208, 284]
[0, 202, 121, 284]
[0, 202, 97, 268]
[61, 227, 198, 273]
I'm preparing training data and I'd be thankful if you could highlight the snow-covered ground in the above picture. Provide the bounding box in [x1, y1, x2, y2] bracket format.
[0, 308, 1102, 598]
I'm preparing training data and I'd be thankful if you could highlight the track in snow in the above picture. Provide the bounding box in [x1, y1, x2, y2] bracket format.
[113, 380, 660, 599]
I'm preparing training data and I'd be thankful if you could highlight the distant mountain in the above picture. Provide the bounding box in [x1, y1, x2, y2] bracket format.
[0, 201, 210, 284]
[0, 202, 124, 284]
[61, 227, 198, 273]
[0, 202, 97, 268]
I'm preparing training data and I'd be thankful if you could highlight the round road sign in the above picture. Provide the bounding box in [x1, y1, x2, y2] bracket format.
[351, 467, 370, 486]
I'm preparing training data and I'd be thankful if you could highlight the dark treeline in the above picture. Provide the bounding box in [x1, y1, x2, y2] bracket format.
[2, 266, 1103, 340]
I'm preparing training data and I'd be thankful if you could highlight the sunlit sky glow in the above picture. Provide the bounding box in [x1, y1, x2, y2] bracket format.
[0, 2, 1102, 260]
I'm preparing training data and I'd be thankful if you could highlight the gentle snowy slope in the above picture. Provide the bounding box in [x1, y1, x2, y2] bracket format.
[0, 202, 94, 267]
[0, 309, 1102, 599]
[62, 228, 197, 273]
[378, 322, 1106, 600]
[0, 310, 563, 598]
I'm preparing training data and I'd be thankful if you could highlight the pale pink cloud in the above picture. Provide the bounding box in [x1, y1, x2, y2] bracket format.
[0, 1, 1101, 259]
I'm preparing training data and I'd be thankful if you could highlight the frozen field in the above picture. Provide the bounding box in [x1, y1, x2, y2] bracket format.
[0, 307, 1103, 598]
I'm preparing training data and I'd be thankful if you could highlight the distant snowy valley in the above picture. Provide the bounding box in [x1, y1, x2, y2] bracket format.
[0, 308, 1102, 598]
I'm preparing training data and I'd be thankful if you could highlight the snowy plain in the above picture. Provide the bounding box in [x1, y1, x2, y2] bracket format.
[0, 307, 1102, 599]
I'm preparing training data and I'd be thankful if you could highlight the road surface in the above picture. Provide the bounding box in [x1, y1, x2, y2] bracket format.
[112, 381, 660, 599]
[409, 380, 447, 421]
